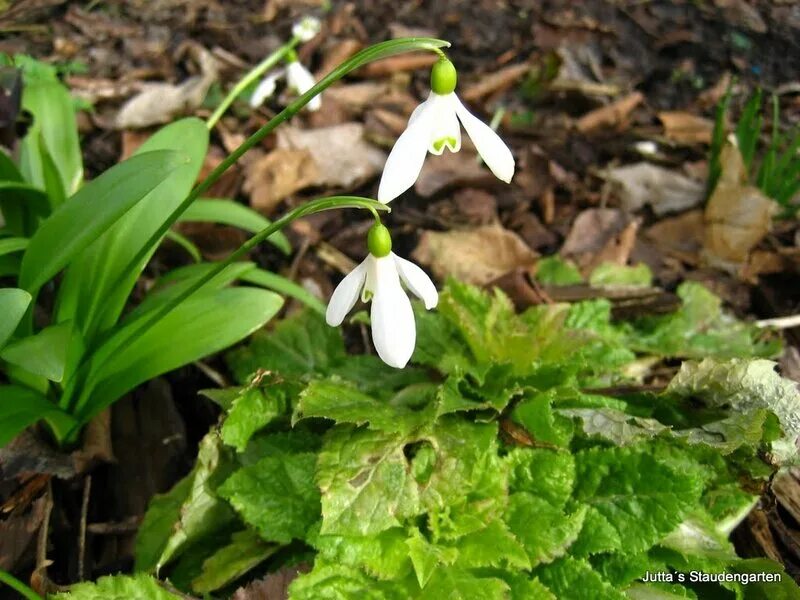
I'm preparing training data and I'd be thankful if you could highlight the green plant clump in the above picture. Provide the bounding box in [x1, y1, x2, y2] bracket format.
[54, 280, 800, 599]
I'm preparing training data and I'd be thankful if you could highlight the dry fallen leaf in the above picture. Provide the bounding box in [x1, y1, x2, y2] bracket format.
[232, 565, 309, 600]
[277, 123, 386, 190]
[658, 111, 714, 144]
[412, 223, 538, 285]
[645, 209, 705, 260]
[561, 208, 630, 256]
[703, 137, 778, 269]
[115, 45, 218, 129]
[244, 149, 319, 214]
[575, 91, 644, 134]
[415, 150, 495, 198]
[604, 162, 705, 215]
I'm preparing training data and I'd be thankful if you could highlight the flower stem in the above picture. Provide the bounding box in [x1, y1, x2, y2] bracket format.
[206, 36, 301, 130]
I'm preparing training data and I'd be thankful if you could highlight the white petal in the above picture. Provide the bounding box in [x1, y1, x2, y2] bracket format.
[286, 62, 321, 111]
[377, 97, 437, 203]
[325, 260, 367, 326]
[393, 253, 438, 309]
[453, 94, 515, 183]
[370, 257, 415, 368]
[428, 93, 461, 155]
[250, 71, 282, 107]
[292, 16, 321, 42]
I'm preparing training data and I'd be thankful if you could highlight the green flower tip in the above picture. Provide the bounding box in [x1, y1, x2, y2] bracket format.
[430, 57, 457, 95]
[367, 222, 392, 258]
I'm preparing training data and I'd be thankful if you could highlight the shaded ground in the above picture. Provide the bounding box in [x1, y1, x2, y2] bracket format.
[1, 0, 799, 596]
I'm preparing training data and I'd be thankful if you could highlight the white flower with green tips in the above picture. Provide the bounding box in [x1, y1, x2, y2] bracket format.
[292, 16, 321, 42]
[325, 223, 438, 369]
[378, 57, 515, 203]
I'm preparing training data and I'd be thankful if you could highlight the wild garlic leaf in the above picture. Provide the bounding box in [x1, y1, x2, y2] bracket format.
[218, 451, 320, 544]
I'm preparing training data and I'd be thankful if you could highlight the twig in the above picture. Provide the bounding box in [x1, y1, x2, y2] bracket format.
[756, 314, 800, 330]
[78, 476, 92, 581]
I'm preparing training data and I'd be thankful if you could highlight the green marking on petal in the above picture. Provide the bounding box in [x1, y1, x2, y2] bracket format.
[433, 137, 458, 153]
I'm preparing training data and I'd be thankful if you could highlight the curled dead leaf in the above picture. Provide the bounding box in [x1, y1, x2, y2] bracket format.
[604, 162, 705, 215]
[244, 149, 319, 214]
[412, 224, 538, 285]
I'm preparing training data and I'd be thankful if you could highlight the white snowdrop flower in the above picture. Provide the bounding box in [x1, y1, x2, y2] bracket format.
[292, 16, 322, 43]
[249, 70, 284, 108]
[325, 223, 438, 369]
[286, 59, 321, 111]
[378, 57, 515, 203]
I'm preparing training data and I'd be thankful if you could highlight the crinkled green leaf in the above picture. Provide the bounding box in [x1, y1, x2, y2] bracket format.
[191, 529, 278, 593]
[311, 527, 413, 581]
[221, 379, 298, 451]
[571, 445, 704, 555]
[534, 557, 627, 600]
[511, 391, 575, 448]
[453, 519, 530, 570]
[625, 583, 698, 599]
[316, 426, 421, 536]
[219, 451, 320, 544]
[535, 256, 583, 286]
[418, 568, 509, 600]
[51, 574, 181, 599]
[506, 448, 574, 508]
[562, 407, 668, 445]
[505, 492, 587, 566]
[288, 562, 412, 600]
[667, 358, 800, 463]
[406, 527, 458, 587]
[503, 574, 557, 600]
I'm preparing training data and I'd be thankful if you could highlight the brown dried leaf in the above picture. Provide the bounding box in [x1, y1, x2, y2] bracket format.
[575, 91, 644, 133]
[703, 140, 778, 269]
[277, 123, 386, 190]
[561, 208, 629, 256]
[658, 111, 714, 144]
[0, 497, 46, 571]
[232, 564, 309, 600]
[244, 149, 319, 214]
[645, 209, 705, 259]
[461, 63, 531, 102]
[412, 224, 538, 285]
[604, 162, 705, 215]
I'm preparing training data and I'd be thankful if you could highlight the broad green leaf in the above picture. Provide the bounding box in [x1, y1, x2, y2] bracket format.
[0, 288, 31, 348]
[503, 575, 557, 600]
[506, 448, 575, 508]
[311, 527, 413, 581]
[625, 583, 699, 599]
[418, 568, 509, 600]
[406, 527, 458, 587]
[134, 473, 193, 572]
[316, 426, 421, 536]
[0, 321, 80, 382]
[79, 287, 283, 421]
[0, 385, 76, 448]
[191, 529, 278, 593]
[141, 433, 238, 571]
[221, 379, 297, 451]
[534, 557, 627, 600]
[241, 267, 326, 315]
[0, 236, 28, 256]
[227, 309, 345, 383]
[453, 519, 530, 570]
[56, 118, 207, 340]
[293, 378, 433, 434]
[218, 451, 320, 544]
[505, 492, 587, 566]
[50, 574, 182, 599]
[19, 149, 186, 292]
[571, 445, 704, 555]
[19, 76, 82, 196]
[667, 358, 800, 464]
[535, 256, 583, 286]
[179, 198, 290, 253]
[728, 558, 800, 600]
[288, 563, 412, 600]
[589, 262, 652, 288]
[511, 390, 575, 448]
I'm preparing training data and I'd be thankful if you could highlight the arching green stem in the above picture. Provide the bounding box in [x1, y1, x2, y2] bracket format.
[0, 570, 43, 600]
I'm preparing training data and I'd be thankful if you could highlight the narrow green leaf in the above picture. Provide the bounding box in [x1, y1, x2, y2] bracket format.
[0, 237, 28, 257]
[0, 385, 76, 447]
[180, 198, 290, 254]
[19, 150, 186, 292]
[0, 288, 31, 349]
[240, 267, 326, 315]
[0, 321, 80, 382]
[191, 529, 278, 593]
[164, 229, 201, 262]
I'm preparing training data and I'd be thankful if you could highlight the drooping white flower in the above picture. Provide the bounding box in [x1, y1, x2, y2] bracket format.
[286, 61, 321, 111]
[325, 224, 438, 369]
[378, 58, 515, 203]
[249, 59, 321, 112]
[292, 16, 322, 42]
